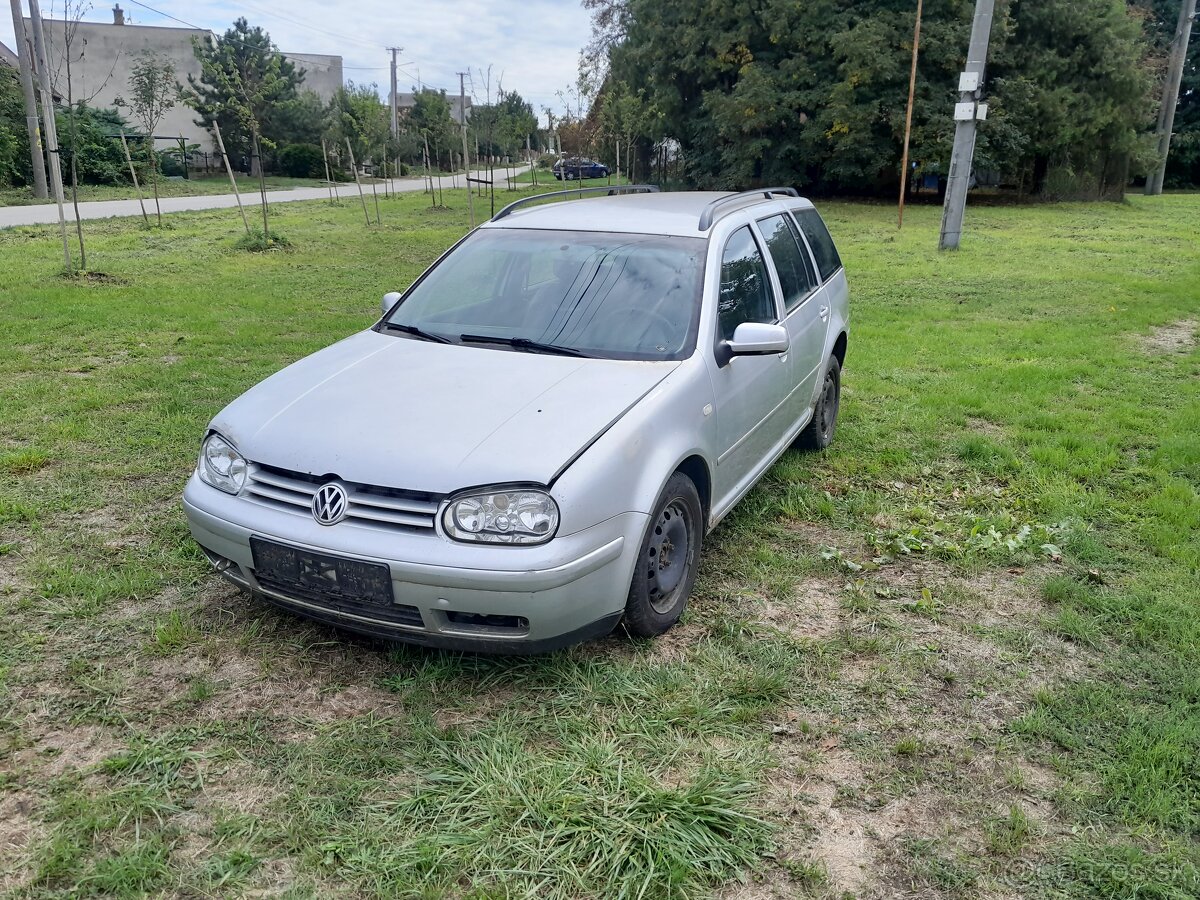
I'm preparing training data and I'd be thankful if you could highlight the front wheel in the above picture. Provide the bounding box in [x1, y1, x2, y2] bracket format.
[797, 355, 841, 450]
[623, 473, 703, 637]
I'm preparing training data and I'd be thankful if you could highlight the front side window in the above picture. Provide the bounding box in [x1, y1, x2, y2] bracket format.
[383, 229, 706, 360]
[792, 208, 843, 283]
[758, 214, 817, 312]
[717, 226, 776, 340]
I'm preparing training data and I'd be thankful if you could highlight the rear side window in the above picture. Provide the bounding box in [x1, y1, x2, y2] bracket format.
[757, 214, 817, 312]
[792, 208, 842, 282]
[717, 226, 776, 340]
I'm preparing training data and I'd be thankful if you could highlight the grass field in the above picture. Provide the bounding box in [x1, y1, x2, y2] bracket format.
[0, 188, 1198, 898]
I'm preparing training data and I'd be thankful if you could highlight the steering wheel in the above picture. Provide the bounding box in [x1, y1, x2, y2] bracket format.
[607, 306, 677, 349]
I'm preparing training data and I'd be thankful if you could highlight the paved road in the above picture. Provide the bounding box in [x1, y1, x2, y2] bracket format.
[0, 166, 530, 228]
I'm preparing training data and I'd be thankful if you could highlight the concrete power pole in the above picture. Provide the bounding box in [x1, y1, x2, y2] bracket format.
[388, 47, 400, 139]
[1146, 0, 1197, 196]
[26, 0, 71, 269]
[459, 72, 475, 228]
[938, 0, 995, 251]
[8, 0, 48, 198]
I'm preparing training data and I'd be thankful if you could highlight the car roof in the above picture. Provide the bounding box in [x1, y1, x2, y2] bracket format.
[482, 190, 816, 238]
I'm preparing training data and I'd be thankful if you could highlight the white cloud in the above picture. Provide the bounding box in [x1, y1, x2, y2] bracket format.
[2, 0, 589, 120]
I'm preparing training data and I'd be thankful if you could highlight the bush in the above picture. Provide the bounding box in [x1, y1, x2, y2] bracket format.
[234, 228, 291, 252]
[156, 149, 186, 177]
[536, 153, 557, 170]
[56, 103, 134, 186]
[278, 143, 325, 179]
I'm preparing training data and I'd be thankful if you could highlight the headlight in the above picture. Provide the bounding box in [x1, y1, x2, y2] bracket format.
[198, 433, 247, 495]
[442, 487, 559, 545]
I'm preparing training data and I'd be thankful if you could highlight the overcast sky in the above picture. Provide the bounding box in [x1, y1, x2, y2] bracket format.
[1, 0, 591, 122]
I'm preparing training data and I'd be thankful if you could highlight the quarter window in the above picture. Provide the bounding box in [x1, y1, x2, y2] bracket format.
[717, 226, 776, 340]
[792, 208, 842, 283]
[758, 214, 817, 312]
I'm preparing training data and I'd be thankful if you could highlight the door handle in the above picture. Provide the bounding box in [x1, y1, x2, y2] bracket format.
[819, 305, 830, 319]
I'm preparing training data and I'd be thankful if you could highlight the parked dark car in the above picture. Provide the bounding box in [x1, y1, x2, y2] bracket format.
[553, 157, 610, 180]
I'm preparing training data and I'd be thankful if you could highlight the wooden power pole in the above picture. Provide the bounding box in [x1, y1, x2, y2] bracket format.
[938, 0, 995, 251]
[1146, 0, 1197, 196]
[898, 0, 923, 229]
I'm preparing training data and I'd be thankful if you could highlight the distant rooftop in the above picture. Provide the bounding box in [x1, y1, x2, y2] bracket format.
[0, 40, 19, 69]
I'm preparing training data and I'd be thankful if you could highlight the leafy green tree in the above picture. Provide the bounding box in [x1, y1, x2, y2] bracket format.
[598, 0, 1154, 197]
[273, 90, 330, 150]
[328, 82, 390, 170]
[0, 65, 31, 189]
[55, 104, 133, 186]
[409, 88, 456, 169]
[1141, 0, 1200, 186]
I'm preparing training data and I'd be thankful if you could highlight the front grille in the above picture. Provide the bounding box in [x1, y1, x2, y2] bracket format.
[244, 462, 442, 533]
[255, 574, 425, 629]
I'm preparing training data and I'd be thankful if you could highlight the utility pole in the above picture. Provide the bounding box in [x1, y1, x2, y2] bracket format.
[938, 0, 994, 251]
[26, 0, 71, 270]
[898, 0, 923, 229]
[1146, 0, 1197, 196]
[459, 71, 475, 228]
[388, 47, 401, 140]
[8, 0, 48, 198]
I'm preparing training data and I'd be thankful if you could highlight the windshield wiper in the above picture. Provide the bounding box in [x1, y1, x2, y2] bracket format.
[381, 321, 452, 343]
[459, 334, 592, 357]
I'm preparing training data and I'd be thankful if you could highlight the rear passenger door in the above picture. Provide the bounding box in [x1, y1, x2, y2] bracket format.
[755, 213, 825, 425]
[791, 207, 846, 399]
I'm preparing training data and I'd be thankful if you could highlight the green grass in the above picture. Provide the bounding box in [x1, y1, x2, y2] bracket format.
[0, 187, 1197, 897]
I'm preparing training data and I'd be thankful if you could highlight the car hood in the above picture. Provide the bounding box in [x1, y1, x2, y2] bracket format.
[211, 330, 678, 495]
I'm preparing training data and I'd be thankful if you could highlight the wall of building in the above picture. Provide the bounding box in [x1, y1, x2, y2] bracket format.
[283, 53, 343, 104]
[28, 19, 344, 154]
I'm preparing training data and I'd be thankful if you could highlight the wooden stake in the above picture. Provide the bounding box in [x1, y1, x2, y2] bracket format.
[371, 180, 381, 224]
[320, 137, 335, 205]
[118, 131, 149, 225]
[898, 0, 923, 229]
[345, 138, 371, 225]
[213, 122, 250, 235]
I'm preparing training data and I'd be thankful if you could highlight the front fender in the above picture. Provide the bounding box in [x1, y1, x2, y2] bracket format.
[550, 358, 715, 538]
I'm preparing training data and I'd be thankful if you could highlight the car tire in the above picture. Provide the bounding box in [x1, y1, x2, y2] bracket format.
[623, 473, 703, 637]
[797, 355, 841, 451]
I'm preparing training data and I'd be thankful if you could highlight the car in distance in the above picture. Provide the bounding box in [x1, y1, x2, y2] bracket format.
[183, 187, 849, 653]
[553, 157, 610, 180]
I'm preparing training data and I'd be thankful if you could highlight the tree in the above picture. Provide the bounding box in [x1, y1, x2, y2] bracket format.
[1141, 0, 1200, 186]
[185, 18, 303, 237]
[596, 0, 1155, 197]
[0, 66, 31, 189]
[185, 18, 303, 177]
[329, 82, 389, 170]
[115, 51, 179, 225]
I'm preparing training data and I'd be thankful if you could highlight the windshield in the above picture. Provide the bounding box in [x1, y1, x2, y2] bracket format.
[382, 229, 706, 361]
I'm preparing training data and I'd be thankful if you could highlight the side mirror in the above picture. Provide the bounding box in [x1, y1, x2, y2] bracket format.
[381, 291, 402, 317]
[717, 322, 789, 366]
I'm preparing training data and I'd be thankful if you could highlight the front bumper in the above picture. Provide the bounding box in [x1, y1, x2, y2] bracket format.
[182, 474, 646, 653]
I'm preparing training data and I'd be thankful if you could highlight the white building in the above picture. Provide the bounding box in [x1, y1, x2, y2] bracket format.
[27, 5, 344, 151]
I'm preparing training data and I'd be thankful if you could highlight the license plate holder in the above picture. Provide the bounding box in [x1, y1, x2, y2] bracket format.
[250, 538, 394, 606]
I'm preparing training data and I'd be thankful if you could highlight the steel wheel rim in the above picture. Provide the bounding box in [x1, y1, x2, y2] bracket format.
[646, 500, 691, 614]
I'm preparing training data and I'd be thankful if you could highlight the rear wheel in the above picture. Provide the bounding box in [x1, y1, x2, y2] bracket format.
[623, 473, 703, 637]
[797, 356, 841, 450]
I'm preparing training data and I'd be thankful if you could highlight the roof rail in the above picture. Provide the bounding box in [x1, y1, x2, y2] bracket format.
[490, 184, 661, 222]
[697, 187, 800, 231]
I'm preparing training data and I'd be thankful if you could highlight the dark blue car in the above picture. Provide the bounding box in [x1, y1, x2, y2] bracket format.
[552, 157, 610, 180]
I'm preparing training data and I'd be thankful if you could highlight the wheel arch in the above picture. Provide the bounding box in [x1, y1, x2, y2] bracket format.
[673, 454, 712, 529]
[832, 331, 848, 368]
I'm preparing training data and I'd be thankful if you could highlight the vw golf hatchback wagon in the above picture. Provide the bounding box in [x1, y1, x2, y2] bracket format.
[183, 187, 850, 652]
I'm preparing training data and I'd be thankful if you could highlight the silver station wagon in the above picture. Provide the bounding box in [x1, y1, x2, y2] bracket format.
[183, 187, 850, 653]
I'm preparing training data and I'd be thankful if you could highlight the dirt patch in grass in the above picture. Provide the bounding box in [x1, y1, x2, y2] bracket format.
[753, 577, 843, 640]
[0, 791, 44, 894]
[1139, 318, 1197, 353]
[10, 725, 123, 778]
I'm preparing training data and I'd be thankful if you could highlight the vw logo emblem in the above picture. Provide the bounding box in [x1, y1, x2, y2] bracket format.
[312, 483, 348, 526]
